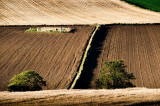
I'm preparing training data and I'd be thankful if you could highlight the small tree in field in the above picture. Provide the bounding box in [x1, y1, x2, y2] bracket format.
[8, 70, 46, 91]
[96, 60, 135, 89]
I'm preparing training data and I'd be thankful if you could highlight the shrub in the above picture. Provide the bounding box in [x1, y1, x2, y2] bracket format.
[96, 60, 135, 89]
[8, 70, 46, 91]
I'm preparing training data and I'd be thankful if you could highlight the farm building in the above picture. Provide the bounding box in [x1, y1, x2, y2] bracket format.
[36, 27, 72, 32]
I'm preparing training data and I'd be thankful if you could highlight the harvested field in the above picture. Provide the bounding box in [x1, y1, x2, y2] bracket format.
[0, 0, 160, 25]
[1, 88, 160, 105]
[76, 25, 160, 89]
[0, 25, 95, 91]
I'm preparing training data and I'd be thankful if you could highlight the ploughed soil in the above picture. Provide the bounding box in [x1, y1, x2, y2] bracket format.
[75, 25, 160, 89]
[0, 25, 95, 91]
[1, 88, 160, 106]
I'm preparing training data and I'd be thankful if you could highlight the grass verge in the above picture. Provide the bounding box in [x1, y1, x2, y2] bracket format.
[69, 25, 100, 89]
[122, 0, 160, 12]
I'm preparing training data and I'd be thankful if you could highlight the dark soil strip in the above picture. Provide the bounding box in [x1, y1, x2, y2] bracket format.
[130, 101, 160, 106]
[74, 26, 110, 89]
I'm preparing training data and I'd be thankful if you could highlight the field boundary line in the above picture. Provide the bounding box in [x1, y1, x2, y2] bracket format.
[69, 25, 100, 89]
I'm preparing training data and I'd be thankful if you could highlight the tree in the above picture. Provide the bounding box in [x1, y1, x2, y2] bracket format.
[8, 70, 46, 91]
[96, 60, 135, 89]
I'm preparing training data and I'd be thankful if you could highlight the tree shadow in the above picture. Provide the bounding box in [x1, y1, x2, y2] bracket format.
[74, 26, 110, 89]
[69, 29, 76, 33]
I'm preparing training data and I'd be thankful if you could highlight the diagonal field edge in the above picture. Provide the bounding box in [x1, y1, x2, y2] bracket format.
[69, 25, 100, 89]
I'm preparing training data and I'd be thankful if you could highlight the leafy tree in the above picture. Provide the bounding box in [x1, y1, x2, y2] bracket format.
[8, 70, 46, 91]
[96, 60, 135, 89]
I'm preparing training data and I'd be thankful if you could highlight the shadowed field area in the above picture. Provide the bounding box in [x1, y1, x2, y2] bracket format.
[74, 25, 160, 89]
[74, 26, 110, 89]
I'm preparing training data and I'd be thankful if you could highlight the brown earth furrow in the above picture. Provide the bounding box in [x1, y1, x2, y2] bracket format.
[0, 35, 29, 65]
[139, 27, 153, 87]
[107, 29, 115, 60]
[18, 35, 60, 75]
[134, 26, 144, 87]
[37, 36, 65, 72]
[133, 26, 150, 87]
[129, 26, 137, 85]
[53, 37, 80, 88]
[47, 34, 78, 87]
[146, 27, 160, 87]
[0, 32, 39, 68]
[90, 25, 160, 88]
[143, 27, 156, 88]
[0, 36, 42, 75]
[40, 37, 76, 88]
[0, 28, 21, 44]
[59, 28, 93, 88]
[0, 26, 95, 91]
[110, 27, 119, 60]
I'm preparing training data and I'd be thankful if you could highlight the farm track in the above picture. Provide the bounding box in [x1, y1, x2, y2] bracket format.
[0, 26, 95, 91]
[0, 0, 160, 25]
[77, 25, 160, 88]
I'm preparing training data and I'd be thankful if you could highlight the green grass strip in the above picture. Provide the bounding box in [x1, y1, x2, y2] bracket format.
[122, 0, 160, 12]
[69, 25, 100, 89]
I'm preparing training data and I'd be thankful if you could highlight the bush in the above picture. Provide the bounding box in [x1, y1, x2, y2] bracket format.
[8, 70, 46, 91]
[96, 60, 135, 89]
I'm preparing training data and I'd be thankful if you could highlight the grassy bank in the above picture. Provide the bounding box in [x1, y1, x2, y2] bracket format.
[69, 25, 100, 89]
[122, 0, 160, 12]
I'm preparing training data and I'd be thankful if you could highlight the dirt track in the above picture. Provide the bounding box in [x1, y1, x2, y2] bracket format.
[76, 25, 160, 88]
[0, 0, 160, 25]
[0, 26, 95, 91]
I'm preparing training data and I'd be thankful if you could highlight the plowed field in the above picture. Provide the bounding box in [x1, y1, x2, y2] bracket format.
[78, 25, 160, 88]
[0, 26, 95, 91]
[0, 0, 160, 25]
